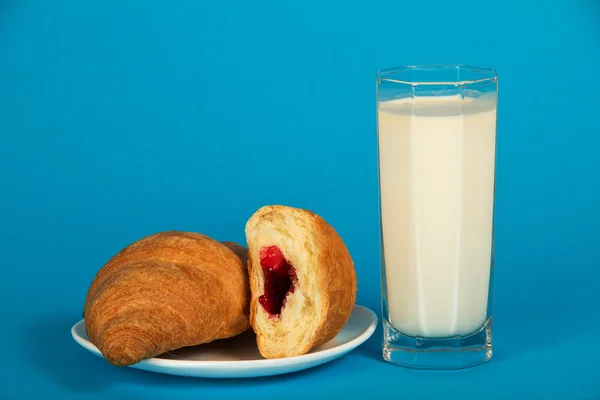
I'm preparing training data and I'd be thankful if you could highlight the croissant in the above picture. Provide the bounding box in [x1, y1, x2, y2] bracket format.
[83, 231, 251, 366]
[245, 205, 357, 358]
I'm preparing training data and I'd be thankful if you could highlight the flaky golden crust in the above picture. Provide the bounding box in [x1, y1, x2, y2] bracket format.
[221, 241, 249, 266]
[84, 231, 250, 366]
[246, 205, 357, 358]
[310, 211, 357, 348]
[247, 256, 260, 344]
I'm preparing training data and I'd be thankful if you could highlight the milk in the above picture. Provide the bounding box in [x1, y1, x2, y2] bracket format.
[378, 94, 497, 338]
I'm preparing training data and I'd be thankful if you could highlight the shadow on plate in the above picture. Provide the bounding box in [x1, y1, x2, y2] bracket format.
[24, 313, 352, 393]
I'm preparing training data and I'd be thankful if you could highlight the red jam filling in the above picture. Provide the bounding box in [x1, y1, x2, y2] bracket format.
[258, 246, 297, 317]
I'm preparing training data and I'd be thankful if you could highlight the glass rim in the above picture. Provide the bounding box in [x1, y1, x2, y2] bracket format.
[376, 64, 497, 86]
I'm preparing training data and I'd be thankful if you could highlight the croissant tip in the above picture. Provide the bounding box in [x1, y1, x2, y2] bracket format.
[101, 334, 149, 367]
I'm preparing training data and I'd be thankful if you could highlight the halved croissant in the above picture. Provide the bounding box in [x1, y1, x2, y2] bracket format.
[245, 205, 357, 358]
[83, 231, 250, 366]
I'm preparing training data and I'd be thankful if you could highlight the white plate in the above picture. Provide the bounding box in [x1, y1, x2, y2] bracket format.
[71, 305, 377, 378]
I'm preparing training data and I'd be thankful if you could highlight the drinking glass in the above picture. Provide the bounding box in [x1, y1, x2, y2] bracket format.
[376, 65, 498, 369]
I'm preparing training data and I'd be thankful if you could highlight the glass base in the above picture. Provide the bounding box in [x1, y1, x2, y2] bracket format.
[382, 317, 492, 370]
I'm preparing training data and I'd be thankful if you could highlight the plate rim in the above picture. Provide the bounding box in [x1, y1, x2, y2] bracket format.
[71, 304, 378, 370]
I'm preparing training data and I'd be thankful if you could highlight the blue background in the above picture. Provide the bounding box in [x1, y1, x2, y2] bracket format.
[1, 0, 599, 399]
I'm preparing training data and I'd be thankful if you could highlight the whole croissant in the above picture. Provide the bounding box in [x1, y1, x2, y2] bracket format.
[83, 231, 251, 366]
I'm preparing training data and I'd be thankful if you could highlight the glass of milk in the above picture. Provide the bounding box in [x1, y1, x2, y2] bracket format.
[376, 65, 498, 369]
